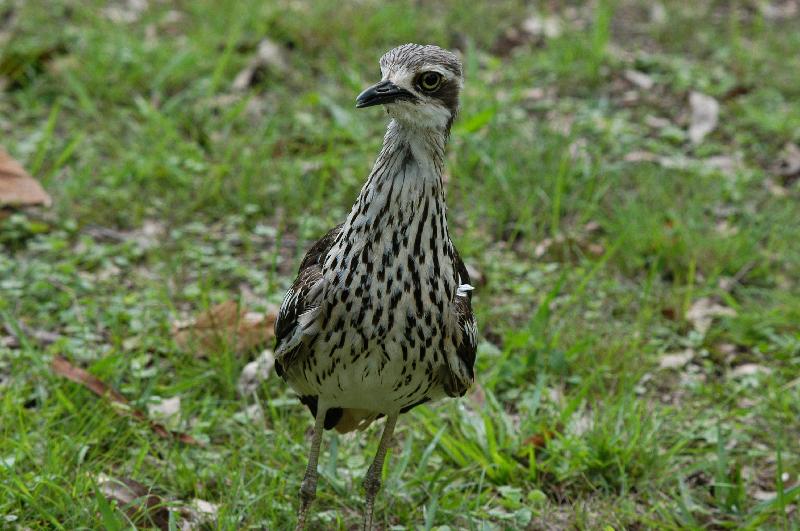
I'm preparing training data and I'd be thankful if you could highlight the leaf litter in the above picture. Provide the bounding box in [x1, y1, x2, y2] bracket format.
[0, 148, 52, 207]
[237, 349, 276, 396]
[687, 91, 719, 145]
[171, 300, 276, 357]
[52, 356, 202, 445]
[96, 473, 218, 530]
[231, 38, 289, 91]
[492, 13, 563, 56]
[97, 474, 170, 529]
[658, 348, 695, 370]
[775, 142, 800, 184]
[147, 396, 181, 429]
[685, 297, 736, 336]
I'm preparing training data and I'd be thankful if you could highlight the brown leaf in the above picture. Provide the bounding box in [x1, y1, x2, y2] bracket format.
[97, 474, 170, 530]
[52, 355, 128, 402]
[0, 148, 52, 207]
[661, 307, 678, 320]
[52, 356, 201, 445]
[522, 427, 559, 450]
[172, 301, 276, 357]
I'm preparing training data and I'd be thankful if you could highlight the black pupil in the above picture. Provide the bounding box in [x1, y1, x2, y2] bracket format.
[424, 74, 438, 88]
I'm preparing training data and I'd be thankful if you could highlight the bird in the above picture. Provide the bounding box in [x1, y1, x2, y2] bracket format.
[274, 43, 477, 530]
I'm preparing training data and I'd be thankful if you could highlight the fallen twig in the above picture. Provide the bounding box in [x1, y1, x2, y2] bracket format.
[51, 355, 202, 446]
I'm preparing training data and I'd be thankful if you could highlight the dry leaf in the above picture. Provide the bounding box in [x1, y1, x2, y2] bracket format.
[765, 177, 789, 197]
[761, 0, 799, 19]
[83, 220, 165, 250]
[522, 428, 558, 450]
[624, 69, 654, 90]
[715, 220, 739, 237]
[172, 301, 276, 357]
[688, 91, 719, 144]
[533, 231, 605, 261]
[522, 87, 546, 101]
[232, 39, 288, 91]
[3, 321, 63, 345]
[97, 474, 170, 530]
[181, 498, 219, 529]
[650, 2, 668, 23]
[52, 356, 201, 445]
[103, 0, 148, 24]
[705, 154, 742, 173]
[147, 396, 181, 426]
[0, 148, 52, 207]
[659, 349, 695, 370]
[534, 237, 556, 258]
[730, 363, 772, 378]
[237, 349, 275, 396]
[520, 14, 562, 39]
[686, 298, 736, 335]
[492, 14, 562, 56]
[753, 489, 779, 501]
[645, 115, 671, 129]
[624, 151, 661, 163]
[569, 411, 593, 436]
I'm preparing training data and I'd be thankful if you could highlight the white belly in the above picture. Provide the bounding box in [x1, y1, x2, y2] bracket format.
[286, 341, 447, 414]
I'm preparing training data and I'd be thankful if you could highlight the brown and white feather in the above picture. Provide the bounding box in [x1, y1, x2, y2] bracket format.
[275, 44, 476, 434]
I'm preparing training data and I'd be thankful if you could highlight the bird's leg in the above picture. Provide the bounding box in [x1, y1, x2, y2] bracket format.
[295, 405, 327, 531]
[362, 414, 398, 531]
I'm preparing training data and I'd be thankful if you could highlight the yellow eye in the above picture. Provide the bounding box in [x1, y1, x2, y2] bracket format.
[419, 72, 442, 91]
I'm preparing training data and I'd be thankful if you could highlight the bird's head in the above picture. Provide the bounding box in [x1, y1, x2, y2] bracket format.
[356, 43, 463, 132]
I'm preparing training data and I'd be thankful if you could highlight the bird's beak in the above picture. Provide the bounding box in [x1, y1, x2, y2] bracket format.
[356, 80, 414, 108]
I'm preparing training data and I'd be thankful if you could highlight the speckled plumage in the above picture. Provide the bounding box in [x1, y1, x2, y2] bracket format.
[274, 44, 477, 530]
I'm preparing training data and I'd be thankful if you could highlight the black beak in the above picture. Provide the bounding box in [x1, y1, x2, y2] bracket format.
[356, 80, 414, 108]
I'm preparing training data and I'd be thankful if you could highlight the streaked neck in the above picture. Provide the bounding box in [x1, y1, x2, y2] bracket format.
[345, 120, 448, 233]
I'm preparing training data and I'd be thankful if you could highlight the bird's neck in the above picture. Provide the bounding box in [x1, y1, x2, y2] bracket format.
[343, 119, 449, 235]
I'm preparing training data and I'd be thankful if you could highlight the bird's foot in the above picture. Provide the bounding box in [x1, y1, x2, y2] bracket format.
[295, 478, 317, 531]
[362, 470, 381, 530]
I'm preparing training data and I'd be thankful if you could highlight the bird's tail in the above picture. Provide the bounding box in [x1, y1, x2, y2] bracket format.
[334, 408, 381, 434]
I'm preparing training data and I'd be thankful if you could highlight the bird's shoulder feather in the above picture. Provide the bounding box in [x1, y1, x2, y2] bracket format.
[274, 224, 342, 375]
[449, 247, 477, 394]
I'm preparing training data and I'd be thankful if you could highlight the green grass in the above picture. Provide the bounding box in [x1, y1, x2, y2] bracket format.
[2, 0, 799, 528]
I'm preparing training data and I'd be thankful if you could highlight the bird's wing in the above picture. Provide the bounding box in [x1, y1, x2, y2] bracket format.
[446, 248, 477, 395]
[274, 224, 342, 376]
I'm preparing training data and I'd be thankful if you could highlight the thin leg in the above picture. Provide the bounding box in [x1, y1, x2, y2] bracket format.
[362, 414, 398, 531]
[295, 405, 327, 531]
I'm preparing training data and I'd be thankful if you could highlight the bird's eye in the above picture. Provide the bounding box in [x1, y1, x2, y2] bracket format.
[419, 72, 443, 91]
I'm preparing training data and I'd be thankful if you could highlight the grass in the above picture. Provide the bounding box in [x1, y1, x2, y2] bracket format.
[1, 0, 799, 528]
